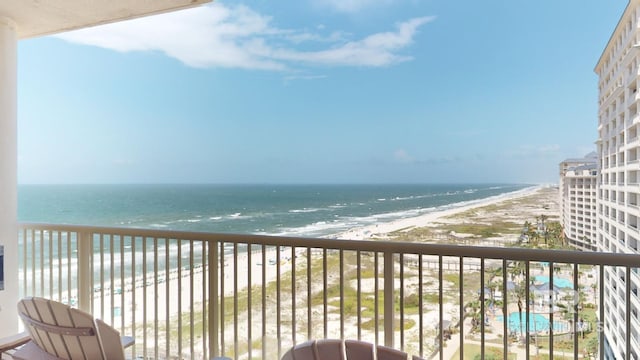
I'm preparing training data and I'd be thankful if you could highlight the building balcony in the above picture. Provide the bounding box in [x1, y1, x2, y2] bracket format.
[10, 223, 640, 359]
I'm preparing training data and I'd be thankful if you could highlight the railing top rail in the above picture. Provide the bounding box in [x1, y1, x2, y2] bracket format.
[19, 222, 640, 267]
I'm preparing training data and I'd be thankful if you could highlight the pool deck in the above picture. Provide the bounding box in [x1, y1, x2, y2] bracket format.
[437, 316, 577, 360]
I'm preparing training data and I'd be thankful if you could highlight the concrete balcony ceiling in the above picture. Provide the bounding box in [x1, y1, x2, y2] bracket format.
[1, 0, 211, 39]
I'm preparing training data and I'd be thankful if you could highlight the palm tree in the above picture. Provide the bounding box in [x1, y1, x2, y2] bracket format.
[524, 221, 540, 247]
[513, 282, 527, 337]
[466, 298, 482, 333]
[509, 261, 525, 281]
[546, 221, 563, 248]
[536, 214, 549, 244]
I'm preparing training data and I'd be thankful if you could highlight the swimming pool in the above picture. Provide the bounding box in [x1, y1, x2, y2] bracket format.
[497, 312, 567, 333]
[534, 275, 573, 288]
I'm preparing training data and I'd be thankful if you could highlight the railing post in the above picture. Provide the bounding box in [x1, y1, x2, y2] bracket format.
[77, 230, 92, 313]
[383, 250, 394, 348]
[208, 240, 219, 359]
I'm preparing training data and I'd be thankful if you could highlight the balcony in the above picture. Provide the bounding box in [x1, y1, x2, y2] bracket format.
[11, 223, 640, 359]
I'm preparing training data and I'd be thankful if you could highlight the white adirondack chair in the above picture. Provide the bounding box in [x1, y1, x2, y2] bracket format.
[9, 297, 134, 360]
[281, 339, 424, 360]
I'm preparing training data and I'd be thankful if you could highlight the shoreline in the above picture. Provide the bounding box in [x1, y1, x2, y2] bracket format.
[225, 184, 553, 296]
[52, 184, 558, 357]
[331, 184, 546, 241]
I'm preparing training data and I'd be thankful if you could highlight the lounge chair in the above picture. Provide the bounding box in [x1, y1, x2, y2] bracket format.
[8, 296, 134, 360]
[281, 339, 424, 360]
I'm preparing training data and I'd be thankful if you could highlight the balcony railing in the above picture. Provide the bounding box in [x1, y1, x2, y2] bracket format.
[16, 223, 640, 359]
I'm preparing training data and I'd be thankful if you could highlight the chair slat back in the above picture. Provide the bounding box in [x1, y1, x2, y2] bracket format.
[345, 340, 375, 360]
[17, 297, 124, 360]
[95, 319, 126, 359]
[281, 339, 410, 360]
[315, 339, 344, 359]
[376, 345, 408, 360]
[291, 341, 316, 360]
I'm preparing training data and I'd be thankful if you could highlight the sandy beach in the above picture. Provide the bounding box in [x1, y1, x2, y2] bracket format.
[333, 185, 550, 241]
[84, 184, 560, 358]
[206, 185, 561, 355]
[219, 185, 559, 296]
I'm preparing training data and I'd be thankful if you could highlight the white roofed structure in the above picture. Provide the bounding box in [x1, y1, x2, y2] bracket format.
[0, 0, 211, 337]
[1, 0, 210, 39]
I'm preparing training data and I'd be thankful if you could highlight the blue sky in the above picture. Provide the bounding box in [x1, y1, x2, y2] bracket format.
[17, 0, 626, 184]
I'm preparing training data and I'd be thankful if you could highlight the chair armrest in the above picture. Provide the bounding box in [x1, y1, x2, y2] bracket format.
[0, 332, 30, 353]
[121, 336, 135, 349]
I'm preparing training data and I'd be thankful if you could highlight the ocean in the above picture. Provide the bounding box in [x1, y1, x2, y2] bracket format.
[18, 184, 531, 238]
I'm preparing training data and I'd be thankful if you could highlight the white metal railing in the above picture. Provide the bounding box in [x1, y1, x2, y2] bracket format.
[16, 223, 640, 360]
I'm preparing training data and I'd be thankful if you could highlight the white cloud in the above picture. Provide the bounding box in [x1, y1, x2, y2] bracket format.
[393, 149, 414, 163]
[314, 0, 396, 13]
[56, 3, 432, 71]
[284, 74, 328, 82]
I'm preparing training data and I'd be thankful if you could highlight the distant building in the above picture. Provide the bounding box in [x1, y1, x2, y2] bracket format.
[559, 153, 598, 251]
[594, 1, 640, 358]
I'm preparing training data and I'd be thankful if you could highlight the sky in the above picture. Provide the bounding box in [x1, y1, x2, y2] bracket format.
[17, 0, 628, 185]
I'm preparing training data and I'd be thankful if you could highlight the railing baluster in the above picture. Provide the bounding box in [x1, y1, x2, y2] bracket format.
[323, 248, 328, 340]
[189, 240, 195, 358]
[39, 229, 44, 297]
[220, 241, 225, 357]
[99, 233, 105, 320]
[200, 240, 211, 358]
[340, 248, 344, 340]
[480, 258, 485, 360]
[97, 234, 105, 319]
[77, 230, 92, 313]
[31, 229, 35, 297]
[177, 238, 183, 359]
[110, 235, 114, 326]
[48, 230, 53, 299]
[247, 244, 252, 359]
[357, 250, 362, 340]
[626, 266, 631, 360]
[307, 247, 312, 340]
[141, 236, 146, 360]
[153, 237, 159, 358]
[384, 250, 394, 348]
[573, 263, 579, 360]
[120, 235, 125, 332]
[549, 261, 554, 360]
[525, 261, 530, 359]
[209, 239, 219, 359]
[21, 228, 26, 299]
[459, 256, 463, 360]
[292, 246, 297, 348]
[438, 255, 443, 360]
[129, 235, 138, 359]
[234, 242, 238, 358]
[67, 232, 72, 306]
[276, 245, 282, 358]
[502, 259, 507, 360]
[399, 253, 404, 350]
[374, 251, 379, 346]
[165, 238, 170, 360]
[261, 244, 266, 358]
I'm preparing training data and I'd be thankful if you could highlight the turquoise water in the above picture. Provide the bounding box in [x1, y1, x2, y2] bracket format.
[18, 184, 530, 238]
[497, 312, 566, 333]
[534, 275, 573, 288]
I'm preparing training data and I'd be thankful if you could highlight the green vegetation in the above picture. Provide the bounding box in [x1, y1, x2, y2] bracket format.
[151, 186, 590, 359]
[450, 343, 517, 360]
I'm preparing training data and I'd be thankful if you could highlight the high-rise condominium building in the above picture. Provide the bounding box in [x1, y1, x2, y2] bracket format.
[595, 1, 640, 358]
[559, 153, 598, 251]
